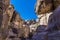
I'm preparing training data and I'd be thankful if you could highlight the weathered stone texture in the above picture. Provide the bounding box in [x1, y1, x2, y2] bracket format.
[35, 0, 60, 15]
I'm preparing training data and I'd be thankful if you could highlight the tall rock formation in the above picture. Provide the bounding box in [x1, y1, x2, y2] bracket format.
[0, 0, 15, 40]
[10, 11, 23, 29]
[35, 0, 53, 15]
[35, 0, 60, 15]
[34, 0, 52, 29]
[34, 0, 60, 27]
[2, 4, 14, 29]
[32, 0, 60, 40]
[0, 0, 25, 40]
[0, 0, 11, 28]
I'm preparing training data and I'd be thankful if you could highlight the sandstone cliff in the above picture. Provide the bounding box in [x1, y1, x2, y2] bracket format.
[34, 0, 60, 27]
[0, 0, 25, 40]
[35, 0, 60, 15]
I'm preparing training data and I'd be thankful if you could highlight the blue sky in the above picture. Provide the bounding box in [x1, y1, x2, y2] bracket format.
[10, 0, 37, 20]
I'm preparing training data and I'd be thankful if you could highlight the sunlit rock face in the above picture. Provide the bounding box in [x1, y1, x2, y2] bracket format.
[37, 12, 52, 26]
[25, 19, 38, 33]
[19, 18, 23, 28]
[0, 0, 30, 40]
[34, 0, 60, 26]
[22, 24, 30, 38]
[35, 0, 53, 15]
[34, 0, 53, 27]
[7, 4, 14, 25]
[8, 11, 23, 39]
[9, 11, 30, 38]
[34, 0, 41, 14]
[35, 0, 60, 15]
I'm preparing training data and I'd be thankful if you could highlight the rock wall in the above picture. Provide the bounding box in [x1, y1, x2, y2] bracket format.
[0, 0, 27, 40]
[35, 0, 60, 15]
[34, 0, 60, 28]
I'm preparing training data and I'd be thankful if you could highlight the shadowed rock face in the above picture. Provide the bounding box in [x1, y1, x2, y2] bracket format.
[43, 6, 60, 40]
[0, 2, 3, 27]
[45, 6, 60, 31]
[0, 1, 7, 40]
[0, 0, 13, 29]
[10, 11, 20, 22]
[53, 0, 60, 9]
[0, 1, 7, 28]
[1, 4, 14, 30]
